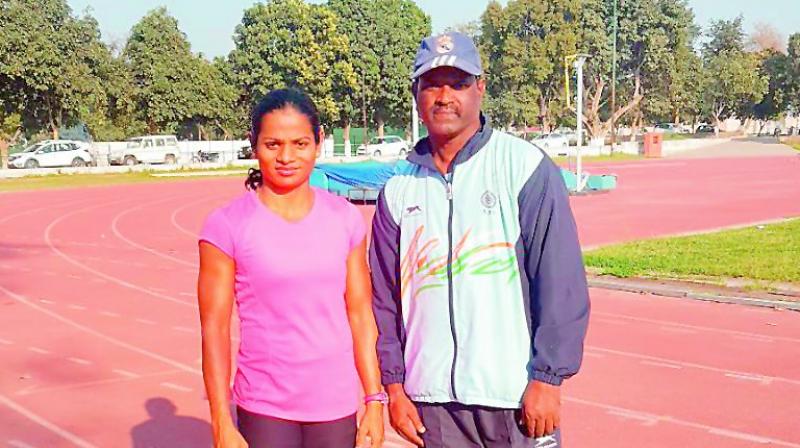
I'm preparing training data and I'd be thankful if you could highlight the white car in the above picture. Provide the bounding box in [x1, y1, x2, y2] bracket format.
[532, 132, 570, 156]
[109, 135, 180, 166]
[8, 140, 94, 169]
[357, 135, 409, 157]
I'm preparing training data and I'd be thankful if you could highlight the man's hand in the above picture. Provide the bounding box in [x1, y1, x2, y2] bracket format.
[386, 383, 426, 446]
[520, 380, 561, 438]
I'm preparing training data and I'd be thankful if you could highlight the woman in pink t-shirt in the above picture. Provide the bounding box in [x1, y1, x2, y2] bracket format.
[198, 89, 385, 448]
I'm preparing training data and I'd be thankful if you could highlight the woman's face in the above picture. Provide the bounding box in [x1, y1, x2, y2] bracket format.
[254, 106, 321, 194]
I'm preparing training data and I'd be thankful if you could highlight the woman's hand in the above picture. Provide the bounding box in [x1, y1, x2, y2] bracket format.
[356, 402, 385, 447]
[213, 419, 248, 448]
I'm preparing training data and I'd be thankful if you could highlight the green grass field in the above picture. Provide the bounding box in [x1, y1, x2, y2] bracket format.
[584, 219, 800, 285]
[0, 168, 247, 192]
[553, 153, 643, 164]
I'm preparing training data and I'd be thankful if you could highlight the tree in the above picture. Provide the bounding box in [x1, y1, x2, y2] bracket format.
[0, 0, 109, 139]
[702, 18, 768, 126]
[0, 110, 23, 169]
[229, 0, 357, 130]
[179, 57, 243, 140]
[703, 16, 746, 57]
[785, 34, 800, 113]
[327, 0, 430, 139]
[576, 0, 697, 139]
[479, 0, 581, 130]
[445, 20, 482, 42]
[747, 22, 786, 54]
[752, 50, 790, 127]
[123, 8, 203, 134]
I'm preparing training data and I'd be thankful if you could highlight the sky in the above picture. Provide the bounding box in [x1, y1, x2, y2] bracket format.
[66, 0, 800, 58]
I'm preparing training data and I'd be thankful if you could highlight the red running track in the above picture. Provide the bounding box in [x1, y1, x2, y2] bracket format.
[0, 154, 798, 447]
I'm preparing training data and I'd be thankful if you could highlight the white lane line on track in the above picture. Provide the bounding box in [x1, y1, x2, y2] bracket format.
[16, 369, 182, 398]
[43, 200, 195, 308]
[589, 346, 800, 386]
[732, 334, 775, 343]
[658, 326, 698, 335]
[111, 198, 198, 268]
[640, 360, 683, 370]
[99, 311, 120, 318]
[0, 394, 98, 448]
[170, 195, 227, 239]
[0, 338, 13, 345]
[67, 305, 87, 311]
[591, 318, 627, 326]
[66, 357, 92, 366]
[708, 428, 774, 444]
[0, 284, 199, 375]
[113, 369, 139, 379]
[606, 409, 659, 426]
[592, 311, 800, 344]
[724, 373, 772, 385]
[565, 396, 800, 448]
[8, 440, 36, 448]
[38, 299, 55, 305]
[160, 382, 193, 393]
[0, 199, 91, 226]
[28, 347, 50, 355]
[135, 318, 156, 326]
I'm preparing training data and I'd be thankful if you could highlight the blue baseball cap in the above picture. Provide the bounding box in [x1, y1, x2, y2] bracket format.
[411, 32, 483, 80]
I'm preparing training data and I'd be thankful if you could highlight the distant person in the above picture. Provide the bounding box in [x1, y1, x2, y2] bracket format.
[370, 32, 590, 447]
[198, 88, 385, 448]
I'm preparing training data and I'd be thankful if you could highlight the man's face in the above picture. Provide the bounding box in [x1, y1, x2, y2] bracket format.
[415, 66, 485, 140]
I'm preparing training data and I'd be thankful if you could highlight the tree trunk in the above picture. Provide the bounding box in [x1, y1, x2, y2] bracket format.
[583, 75, 644, 142]
[0, 129, 21, 170]
[539, 95, 549, 132]
[377, 119, 385, 138]
[0, 140, 9, 170]
[630, 110, 643, 143]
[343, 120, 351, 156]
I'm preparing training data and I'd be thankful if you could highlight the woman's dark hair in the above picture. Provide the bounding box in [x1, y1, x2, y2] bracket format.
[246, 88, 321, 190]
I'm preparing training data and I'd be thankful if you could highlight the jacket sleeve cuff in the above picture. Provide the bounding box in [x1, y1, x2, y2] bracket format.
[381, 373, 405, 386]
[532, 370, 564, 386]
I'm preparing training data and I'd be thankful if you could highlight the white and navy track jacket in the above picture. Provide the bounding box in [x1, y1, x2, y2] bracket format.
[369, 118, 591, 408]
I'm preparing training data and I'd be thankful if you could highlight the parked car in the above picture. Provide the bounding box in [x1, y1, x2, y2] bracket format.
[238, 144, 254, 160]
[532, 132, 570, 152]
[357, 135, 409, 157]
[654, 123, 691, 134]
[695, 124, 716, 134]
[108, 135, 180, 166]
[553, 127, 580, 145]
[8, 140, 94, 169]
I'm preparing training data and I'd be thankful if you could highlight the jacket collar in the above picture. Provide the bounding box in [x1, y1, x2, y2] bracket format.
[407, 114, 493, 174]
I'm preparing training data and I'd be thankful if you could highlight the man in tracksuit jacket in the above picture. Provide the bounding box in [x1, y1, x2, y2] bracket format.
[369, 32, 590, 447]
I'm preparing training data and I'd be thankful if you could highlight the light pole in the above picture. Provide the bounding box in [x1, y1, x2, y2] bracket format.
[611, 0, 618, 153]
[574, 55, 589, 192]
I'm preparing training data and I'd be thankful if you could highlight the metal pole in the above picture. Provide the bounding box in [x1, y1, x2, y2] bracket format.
[611, 0, 618, 154]
[576, 57, 585, 192]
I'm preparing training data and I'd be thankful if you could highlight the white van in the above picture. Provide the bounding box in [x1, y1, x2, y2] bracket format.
[109, 135, 180, 166]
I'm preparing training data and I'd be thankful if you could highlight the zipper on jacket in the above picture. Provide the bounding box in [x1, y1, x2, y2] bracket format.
[444, 171, 458, 400]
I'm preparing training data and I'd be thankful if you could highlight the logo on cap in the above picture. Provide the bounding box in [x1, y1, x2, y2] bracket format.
[436, 35, 454, 54]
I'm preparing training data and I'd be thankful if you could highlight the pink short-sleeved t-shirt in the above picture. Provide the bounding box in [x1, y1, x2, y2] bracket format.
[199, 187, 366, 422]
